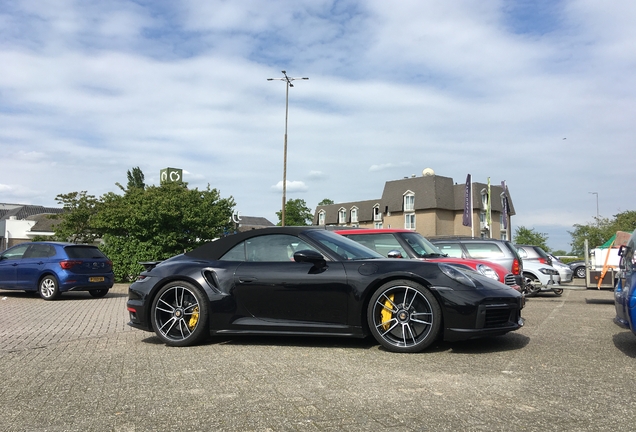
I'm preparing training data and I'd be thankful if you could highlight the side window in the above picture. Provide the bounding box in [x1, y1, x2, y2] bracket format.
[435, 243, 464, 258]
[346, 234, 408, 258]
[465, 243, 505, 259]
[517, 248, 528, 258]
[24, 244, 55, 259]
[0, 244, 30, 260]
[221, 235, 318, 262]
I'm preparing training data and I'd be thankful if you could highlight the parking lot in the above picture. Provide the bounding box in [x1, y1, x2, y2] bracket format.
[1, 282, 635, 431]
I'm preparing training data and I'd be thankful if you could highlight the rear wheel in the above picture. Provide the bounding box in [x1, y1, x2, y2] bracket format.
[151, 281, 209, 347]
[89, 289, 109, 298]
[39, 275, 60, 300]
[552, 288, 564, 296]
[367, 280, 441, 353]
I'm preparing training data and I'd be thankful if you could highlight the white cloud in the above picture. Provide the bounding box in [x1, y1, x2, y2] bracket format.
[271, 181, 309, 193]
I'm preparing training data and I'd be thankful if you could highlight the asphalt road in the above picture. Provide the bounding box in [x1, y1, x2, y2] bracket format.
[1, 282, 635, 431]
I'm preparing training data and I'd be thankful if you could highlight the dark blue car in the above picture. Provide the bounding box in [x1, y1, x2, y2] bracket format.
[0, 241, 114, 300]
[614, 230, 636, 334]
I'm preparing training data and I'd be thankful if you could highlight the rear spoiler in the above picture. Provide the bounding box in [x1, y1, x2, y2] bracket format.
[139, 261, 162, 271]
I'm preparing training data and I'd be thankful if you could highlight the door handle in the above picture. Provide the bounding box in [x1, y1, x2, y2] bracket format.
[238, 277, 257, 283]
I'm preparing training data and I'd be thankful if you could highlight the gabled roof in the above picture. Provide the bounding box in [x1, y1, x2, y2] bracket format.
[315, 199, 380, 225]
[0, 204, 63, 220]
[236, 216, 275, 231]
[381, 175, 455, 212]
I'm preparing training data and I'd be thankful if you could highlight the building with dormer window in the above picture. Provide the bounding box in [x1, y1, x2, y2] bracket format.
[313, 171, 515, 240]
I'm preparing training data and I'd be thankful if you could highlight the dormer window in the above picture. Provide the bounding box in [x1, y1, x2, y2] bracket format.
[318, 210, 325, 225]
[373, 205, 382, 221]
[403, 191, 415, 211]
[338, 207, 347, 224]
[351, 207, 358, 223]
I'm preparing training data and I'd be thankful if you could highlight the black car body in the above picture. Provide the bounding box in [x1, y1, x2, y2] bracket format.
[127, 227, 524, 353]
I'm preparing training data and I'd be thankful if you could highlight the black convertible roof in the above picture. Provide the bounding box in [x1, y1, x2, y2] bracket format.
[185, 226, 327, 260]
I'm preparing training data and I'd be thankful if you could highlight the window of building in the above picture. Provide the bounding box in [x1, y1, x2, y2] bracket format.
[403, 192, 415, 211]
[338, 208, 347, 224]
[405, 213, 415, 230]
[351, 207, 358, 223]
[374, 222, 383, 229]
[373, 205, 382, 221]
[318, 210, 325, 225]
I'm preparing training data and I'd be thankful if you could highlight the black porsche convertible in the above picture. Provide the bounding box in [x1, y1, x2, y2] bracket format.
[127, 227, 524, 353]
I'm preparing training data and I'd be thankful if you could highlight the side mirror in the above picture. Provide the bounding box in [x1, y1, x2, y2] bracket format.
[387, 250, 403, 259]
[294, 249, 327, 269]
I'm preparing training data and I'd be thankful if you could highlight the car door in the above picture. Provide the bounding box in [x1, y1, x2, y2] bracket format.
[0, 244, 31, 289]
[232, 234, 351, 329]
[16, 244, 56, 290]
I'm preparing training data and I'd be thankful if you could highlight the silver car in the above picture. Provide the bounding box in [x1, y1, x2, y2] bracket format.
[548, 254, 573, 283]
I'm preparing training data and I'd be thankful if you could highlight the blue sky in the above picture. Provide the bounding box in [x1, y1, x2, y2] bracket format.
[2, 0, 635, 252]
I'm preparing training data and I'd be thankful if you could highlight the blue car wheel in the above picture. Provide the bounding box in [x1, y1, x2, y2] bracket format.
[39, 275, 60, 301]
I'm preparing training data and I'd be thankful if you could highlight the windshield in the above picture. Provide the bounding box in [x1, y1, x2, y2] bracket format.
[401, 232, 446, 258]
[304, 230, 383, 260]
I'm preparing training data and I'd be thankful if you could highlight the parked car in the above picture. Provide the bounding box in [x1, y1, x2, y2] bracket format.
[336, 229, 520, 291]
[547, 254, 573, 283]
[614, 230, 636, 335]
[429, 237, 524, 286]
[516, 245, 552, 266]
[0, 241, 114, 300]
[569, 260, 587, 279]
[522, 260, 562, 296]
[127, 227, 524, 353]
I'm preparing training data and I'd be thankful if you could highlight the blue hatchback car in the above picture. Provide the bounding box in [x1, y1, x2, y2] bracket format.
[614, 230, 636, 334]
[0, 241, 114, 300]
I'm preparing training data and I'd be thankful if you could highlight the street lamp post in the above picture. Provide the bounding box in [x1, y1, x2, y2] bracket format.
[588, 192, 599, 221]
[267, 71, 308, 226]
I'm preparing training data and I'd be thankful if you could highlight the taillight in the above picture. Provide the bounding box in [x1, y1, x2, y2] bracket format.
[538, 258, 547, 264]
[512, 259, 520, 275]
[59, 260, 82, 270]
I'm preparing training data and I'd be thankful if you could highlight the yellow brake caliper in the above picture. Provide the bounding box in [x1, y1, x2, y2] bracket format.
[380, 294, 394, 330]
[188, 306, 199, 330]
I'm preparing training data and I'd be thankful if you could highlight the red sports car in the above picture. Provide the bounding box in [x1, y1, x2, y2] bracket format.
[336, 229, 521, 292]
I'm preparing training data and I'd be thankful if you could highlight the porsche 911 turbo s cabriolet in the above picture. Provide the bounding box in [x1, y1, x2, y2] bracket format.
[127, 227, 524, 353]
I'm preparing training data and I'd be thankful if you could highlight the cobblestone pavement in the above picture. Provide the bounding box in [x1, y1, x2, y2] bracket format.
[1, 283, 636, 431]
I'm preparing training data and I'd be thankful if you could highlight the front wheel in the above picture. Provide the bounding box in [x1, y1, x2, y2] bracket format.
[367, 280, 441, 353]
[552, 288, 564, 296]
[151, 281, 209, 347]
[39, 275, 60, 300]
[523, 274, 542, 297]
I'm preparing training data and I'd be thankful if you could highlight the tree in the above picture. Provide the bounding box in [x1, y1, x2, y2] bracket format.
[318, 198, 334, 206]
[93, 182, 235, 281]
[116, 166, 146, 193]
[51, 191, 102, 243]
[513, 226, 550, 252]
[569, 210, 636, 256]
[276, 199, 313, 226]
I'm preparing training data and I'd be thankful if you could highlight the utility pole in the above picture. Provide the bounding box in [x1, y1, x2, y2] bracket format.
[267, 71, 308, 226]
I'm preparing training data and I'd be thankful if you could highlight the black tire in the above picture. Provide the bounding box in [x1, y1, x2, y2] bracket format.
[523, 273, 541, 297]
[575, 266, 586, 279]
[552, 288, 564, 296]
[367, 280, 441, 353]
[151, 281, 209, 347]
[89, 289, 109, 298]
[39, 275, 60, 300]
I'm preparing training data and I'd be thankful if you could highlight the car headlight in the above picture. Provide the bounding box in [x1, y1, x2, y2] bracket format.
[476, 264, 499, 280]
[539, 268, 559, 275]
[439, 264, 476, 288]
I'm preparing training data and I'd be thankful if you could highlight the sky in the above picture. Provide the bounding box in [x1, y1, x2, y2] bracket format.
[1, 0, 635, 253]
